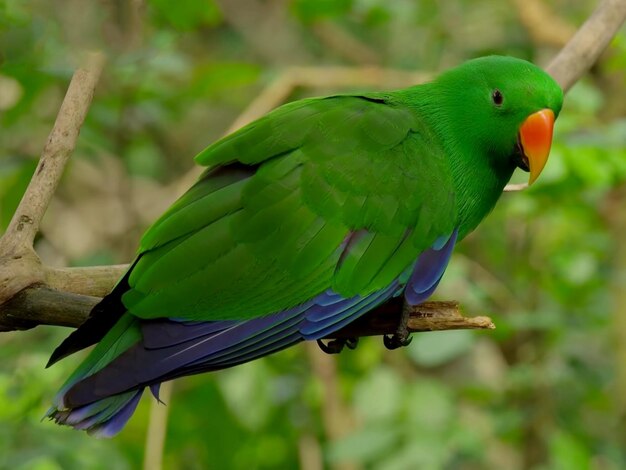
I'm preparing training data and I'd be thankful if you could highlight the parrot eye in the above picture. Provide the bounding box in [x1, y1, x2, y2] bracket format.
[492, 89, 503, 106]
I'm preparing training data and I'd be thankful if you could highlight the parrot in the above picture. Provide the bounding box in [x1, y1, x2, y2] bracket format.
[45, 56, 563, 436]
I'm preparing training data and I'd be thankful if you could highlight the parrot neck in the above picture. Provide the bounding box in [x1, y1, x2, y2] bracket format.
[401, 84, 516, 240]
[448, 143, 514, 240]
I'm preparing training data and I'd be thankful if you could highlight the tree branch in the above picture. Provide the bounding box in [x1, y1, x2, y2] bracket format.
[0, 52, 105, 321]
[0, 284, 494, 336]
[1, 0, 625, 333]
[44, 264, 127, 297]
[2, 52, 105, 252]
[505, 0, 626, 193]
[0, 286, 100, 332]
[546, 0, 626, 93]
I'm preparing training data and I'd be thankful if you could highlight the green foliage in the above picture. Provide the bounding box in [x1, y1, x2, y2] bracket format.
[148, 0, 222, 31]
[1, 0, 626, 468]
[293, 0, 353, 22]
[0, 157, 36, 231]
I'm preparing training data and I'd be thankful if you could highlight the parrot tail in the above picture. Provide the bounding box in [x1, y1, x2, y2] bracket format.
[46, 389, 145, 438]
[45, 312, 153, 437]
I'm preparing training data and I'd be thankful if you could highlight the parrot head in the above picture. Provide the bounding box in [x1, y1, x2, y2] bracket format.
[434, 55, 563, 185]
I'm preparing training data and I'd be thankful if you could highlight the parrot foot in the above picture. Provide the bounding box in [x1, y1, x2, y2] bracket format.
[383, 332, 413, 350]
[316, 338, 359, 354]
[383, 305, 413, 350]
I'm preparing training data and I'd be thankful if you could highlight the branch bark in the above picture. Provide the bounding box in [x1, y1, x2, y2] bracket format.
[0, 284, 494, 336]
[0, 52, 105, 323]
[2, 52, 105, 252]
[546, 0, 626, 93]
[1, 0, 625, 333]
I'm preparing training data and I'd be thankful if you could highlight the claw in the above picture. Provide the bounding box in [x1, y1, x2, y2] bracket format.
[317, 338, 359, 354]
[383, 333, 413, 350]
[383, 303, 413, 350]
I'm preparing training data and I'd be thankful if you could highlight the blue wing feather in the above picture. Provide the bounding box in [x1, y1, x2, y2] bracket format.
[404, 228, 458, 305]
[61, 229, 458, 409]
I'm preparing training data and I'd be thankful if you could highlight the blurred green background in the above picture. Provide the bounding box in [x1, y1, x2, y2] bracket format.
[1, 0, 626, 469]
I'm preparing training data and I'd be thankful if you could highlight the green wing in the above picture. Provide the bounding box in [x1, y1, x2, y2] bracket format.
[122, 94, 458, 321]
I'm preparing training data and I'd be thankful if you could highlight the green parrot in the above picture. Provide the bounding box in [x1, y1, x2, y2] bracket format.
[46, 56, 562, 436]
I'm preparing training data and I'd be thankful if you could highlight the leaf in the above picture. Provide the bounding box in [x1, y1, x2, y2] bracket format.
[148, 0, 222, 30]
[0, 157, 37, 232]
[549, 431, 592, 470]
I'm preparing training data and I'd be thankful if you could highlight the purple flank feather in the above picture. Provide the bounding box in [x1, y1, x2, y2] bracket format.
[186, 313, 304, 367]
[210, 326, 301, 367]
[312, 290, 346, 307]
[142, 319, 236, 349]
[404, 229, 458, 305]
[304, 290, 361, 321]
[54, 227, 460, 436]
[300, 281, 400, 339]
[63, 303, 314, 405]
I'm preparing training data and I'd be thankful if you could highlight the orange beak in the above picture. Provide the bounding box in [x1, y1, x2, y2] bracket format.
[518, 109, 555, 185]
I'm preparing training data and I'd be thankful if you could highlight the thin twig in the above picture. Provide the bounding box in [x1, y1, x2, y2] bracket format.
[503, 182, 529, 192]
[143, 381, 173, 470]
[311, 21, 381, 65]
[297, 434, 324, 470]
[329, 298, 494, 339]
[605, 187, 626, 419]
[305, 341, 359, 470]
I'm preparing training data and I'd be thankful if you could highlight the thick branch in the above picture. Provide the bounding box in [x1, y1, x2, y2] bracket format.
[45, 264, 128, 297]
[0, 286, 100, 332]
[0, 286, 493, 337]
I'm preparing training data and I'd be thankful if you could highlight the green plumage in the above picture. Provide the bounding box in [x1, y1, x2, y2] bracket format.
[48, 56, 563, 436]
[123, 93, 458, 320]
[122, 57, 562, 323]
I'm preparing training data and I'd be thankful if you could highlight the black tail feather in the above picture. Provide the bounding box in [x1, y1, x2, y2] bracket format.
[46, 262, 136, 368]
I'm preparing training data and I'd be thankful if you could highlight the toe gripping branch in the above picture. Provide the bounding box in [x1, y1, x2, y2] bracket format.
[316, 338, 359, 354]
[316, 297, 495, 354]
[383, 299, 413, 350]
